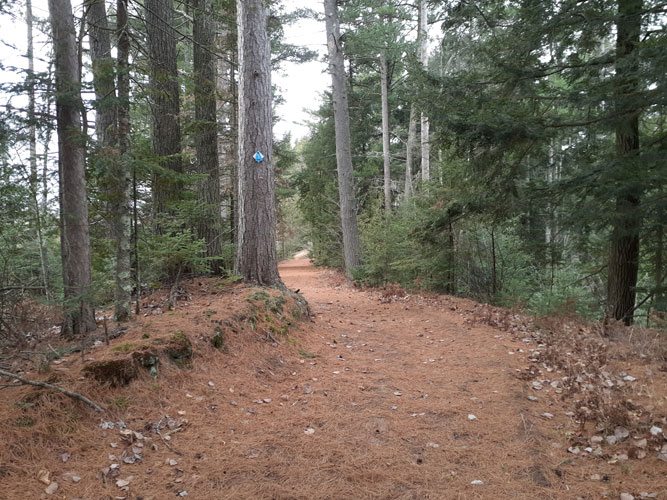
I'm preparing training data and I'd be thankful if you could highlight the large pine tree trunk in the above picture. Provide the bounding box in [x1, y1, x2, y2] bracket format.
[193, 0, 223, 274]
[235, 0, 282, 286]
[113, 0, 132, 321]
[145, 0, 183, 221]
[418, 0, 430, 182]
[85, 0, 116, 147]
[607, 0, 643, 325]
[324, 0, 361, 274]
[380, 51, 391, 212]
[49, 0, 96, 335]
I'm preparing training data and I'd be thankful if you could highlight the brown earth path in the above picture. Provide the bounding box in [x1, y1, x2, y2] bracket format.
[208, 255, 578, 500]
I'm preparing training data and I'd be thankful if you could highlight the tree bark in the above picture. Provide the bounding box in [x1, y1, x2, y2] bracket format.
[193, 0, 224, 274]
[48, 0, 96, 335]
[85, 0, 116, 147]
[112, 0, 132, 321]
[607, 0, 643, 325]
[418, 0, 430, 182]
[380, 50, 391, 212]
[324, 0, 361, 274]
[235, 0, 282, 286]
[26, 0, 51, 300]
[145, 0, 183, 221]
[404, 103, 417, 199]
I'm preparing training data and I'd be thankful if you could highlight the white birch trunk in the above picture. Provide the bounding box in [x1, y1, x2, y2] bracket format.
[380, 51, 391, 212]
[419, 0, 430, 182]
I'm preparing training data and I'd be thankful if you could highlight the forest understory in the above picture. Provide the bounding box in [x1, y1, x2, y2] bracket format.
[0, 254, 665, 500]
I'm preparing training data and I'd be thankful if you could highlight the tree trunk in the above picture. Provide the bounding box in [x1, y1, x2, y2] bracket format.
[26, 0, 51, 300]
[324, 0, 361, 274]
[404, 103, 417, 199]
[235, 0, 282, 286]
[48, 0, 96, 335]
[85, 0, 116, 147]
[145, 0, 183, 221]
[193, 0, 223, 274]
[112, 0, 132, 321]
[380, 51, 391, 212]
[607, 0, 642, 325]
[418, 0, 430, 182]
[656, 214, 665, 312]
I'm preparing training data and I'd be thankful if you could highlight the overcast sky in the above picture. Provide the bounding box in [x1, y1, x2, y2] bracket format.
[273, 1, 329, 143]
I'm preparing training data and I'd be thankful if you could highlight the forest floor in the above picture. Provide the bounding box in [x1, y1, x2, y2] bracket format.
[0, 254, 666, 499]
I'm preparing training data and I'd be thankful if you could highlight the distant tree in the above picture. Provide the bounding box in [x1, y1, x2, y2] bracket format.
[606, 0, 642, 324]
[113, 0, 132, 320]
[324, 0, 361, 275]
[85, 0, 116, 147]
[48, 0, 96, 335]
[418, 0, 429, 182]
[235, 0, 282, 286]
[145, 0, 183, 224]
[192, 0, 224, 274]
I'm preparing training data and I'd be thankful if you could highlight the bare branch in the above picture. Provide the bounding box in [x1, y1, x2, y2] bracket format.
[0, 369, 104, 413]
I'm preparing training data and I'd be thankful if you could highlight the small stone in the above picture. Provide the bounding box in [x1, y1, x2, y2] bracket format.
[426, 442, 439, 448]
[634, 438, 647, 448]
[606, 435, 618, 445]
[280, 394, 289, 401]
[304, 428, 315, 435]
[590, 474, 601, 481]
[649, 426, 662, 436]
[620, 494, 634, 500]
[541, 413, 554, 420]
[303, 385, 313, 394]
[394, 391, 402, 396]
[527, 396, 538, 402]
[60, 452, 70, 463]
[470, 480, 484, 486]
[623, 375, 636, 382]
[178, 491, 189, 497]
[614, 427, 630, 441]
[467, 414, 477, 420]
[116, 479, 130, 488]
[590, 436, 604, 445]
[44, 482, 58, 495]
[166, 458, 178, 466]
[532, 381, 543, 390]
[208, 381, 215, 387]
[567, 446, 580, 455]
[177, 410, 186, 415]
[262, 398, 272, 403]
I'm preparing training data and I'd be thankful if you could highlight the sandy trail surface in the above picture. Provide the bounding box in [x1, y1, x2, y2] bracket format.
[223, 256, 571, 499]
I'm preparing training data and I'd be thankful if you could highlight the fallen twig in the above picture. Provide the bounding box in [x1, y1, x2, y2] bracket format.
[0, 368, 104, 413]
[155, 416, 183, 456]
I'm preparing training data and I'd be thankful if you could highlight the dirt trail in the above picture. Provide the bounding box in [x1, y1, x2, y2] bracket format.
[225, 256, 566, 499]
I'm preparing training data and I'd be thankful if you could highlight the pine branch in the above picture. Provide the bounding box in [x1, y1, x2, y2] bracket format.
[0, 369, 104, 413]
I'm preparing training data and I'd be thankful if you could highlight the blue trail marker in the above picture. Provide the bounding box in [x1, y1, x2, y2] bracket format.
[253, 151, 264, 163]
